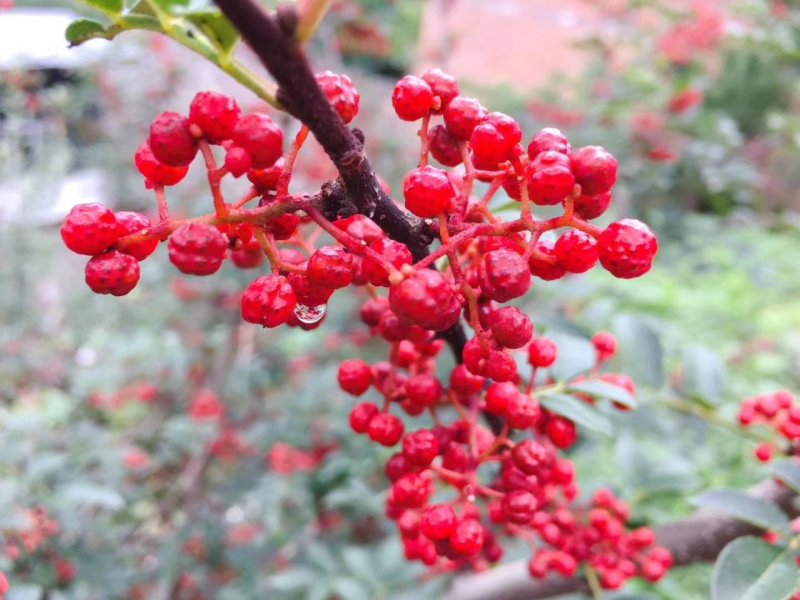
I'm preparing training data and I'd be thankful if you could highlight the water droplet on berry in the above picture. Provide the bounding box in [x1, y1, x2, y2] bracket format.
[293, 303, 326, 324]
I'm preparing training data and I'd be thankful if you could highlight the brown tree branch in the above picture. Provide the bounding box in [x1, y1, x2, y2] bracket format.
[213, 0, 434, 260]
[445, 479, 799, 600]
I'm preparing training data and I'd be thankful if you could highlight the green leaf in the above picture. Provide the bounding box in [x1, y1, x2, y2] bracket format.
[539, 393, 613, 436]
[770, 460, 800, 495]
[613, 315, 664, 388]
[682, 345, 726, 403]
[150, 0, 191, 12]
[547, 333, 595, 381]
[65, 19, 120, 46]
[81, 0, 123, 16]
[712, 537, 800, 600]
[567, 380, 638, 408]
[184, 11, 240, 54]
[691, 489, 790, 532]
[62, 483, 125, 510]
[266, 568, 316, 592]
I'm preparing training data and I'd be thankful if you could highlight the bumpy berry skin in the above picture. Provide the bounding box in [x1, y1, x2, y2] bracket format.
[134, 142, 189, 186]
[363, 239, 413, 287]
[231, 239, 264, 269]
[512, 440, 553, 475]
[338, 359, 373, 396]
[574, 191, 612, 220]
[428, 124, 462, 167]
[247, 158, 284, 193]
[450, 518, 484, 555]
[368, 412, 405, 446]
[484, 112, 523, 148]
[443, 96, 487, 140]
[421, 504, 457, 540]
[485, 381, 516, 416]
[478, 249, 531, 302]
[168, 224, 228, 276]
[528, 238, 567, 281]
[597, 219, 658, 279]
[470, 122, 509, 168]
[241, 274, 297, 328]
[489, 306, 533, 349]
[592, 331, 617, 361]
[570, 146, 618, 196]
[392, 76, 434, 121]
[85, 251, 140, 296]
[189, 91, 241, 143]
[504, 393, 541, 429]
[148, 112, 198, 167]
[528, 337, 558, 368]
[316, 70, 360, 124]
[528, 127, 571, 158]
[403, 166, 455, 218]
[224, 146, 252, 177]
[546, 416, 577, 449]
[115, 211, 158, 261]
[61, 203, 120, 256]
[502, 490, 538, 525]
[307, 246, 354, 289]
[350, 402, 379, 434]
[390, 270, 458, 331]
[554, 230, 599, 273]
[422, 68, 460, 110]
[527, 151, 575, 205]
[232, 113, 283, 169]
[403, 429, 440, 467]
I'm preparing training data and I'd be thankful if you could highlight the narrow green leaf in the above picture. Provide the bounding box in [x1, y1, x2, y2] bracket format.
[82, 0, 123, 16]
[65, 19, 120, 46]
[692, 489, 790, 532]
[682, 344, 726, 403]
[185, 11, 240, 54]
[712, 537, 800, 600]
[540, 393, 613, 436]
[567, 380, 638, 408]
[770, 460, 800, 495]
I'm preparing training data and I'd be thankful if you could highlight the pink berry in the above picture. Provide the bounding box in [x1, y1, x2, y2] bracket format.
[134, 142, 188, 186]
[478, 249, 531, 302]
[241, 274, 297, 328]
[403, 166, 455, 218]
[115, 211, 158, 261]
[307, 246, 354, 289]
[189, 91, 241, 144]
[392, 75, 434, 121]
[338, 359, 373, 396]
[421, 68, 459, 111]
[528, 127, 571, 158]
[368, 412, 405, 447]
[85, 251, 140, 296]
[528, 238, 567, 281]
[528, 337, 557, 368]
[598, 219, 658, 279]
[443, 96, 486, 140]
[61, 203, 120, 256]
[148, 112, 198, 167]
[316, 70, 360, 124]
[571, 145, 618, 196]
[168, 224, 228, 276]
[554, 230, 599, 273]
[232, 113, 283, 169]
[224, 146, 253, 177]
[527, 151, 575, 205]
[488, 306, 533, 349]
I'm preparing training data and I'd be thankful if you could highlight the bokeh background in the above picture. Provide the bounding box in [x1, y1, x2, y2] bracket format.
[1, 0, 800, 598]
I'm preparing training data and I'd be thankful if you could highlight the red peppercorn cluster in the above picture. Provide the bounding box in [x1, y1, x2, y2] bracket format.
[738, 390, 799, 461]
[63, 68, 665, 589]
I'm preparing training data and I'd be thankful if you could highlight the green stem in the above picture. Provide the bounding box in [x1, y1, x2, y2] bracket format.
[296, 0, 333, 43]
[584, 565, 605, 600]
[658, 397, 774, 444]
